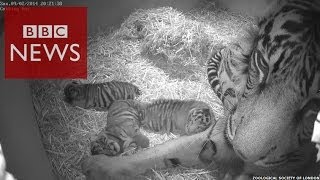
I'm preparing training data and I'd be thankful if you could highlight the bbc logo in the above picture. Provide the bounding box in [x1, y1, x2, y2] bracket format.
[23, 25, 68, 38]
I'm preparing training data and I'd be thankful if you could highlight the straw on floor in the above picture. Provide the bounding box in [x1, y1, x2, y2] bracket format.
[30, 3, 254, 180]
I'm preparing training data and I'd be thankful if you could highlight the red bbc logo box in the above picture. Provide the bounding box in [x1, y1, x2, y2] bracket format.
[4, 7, 87, 79]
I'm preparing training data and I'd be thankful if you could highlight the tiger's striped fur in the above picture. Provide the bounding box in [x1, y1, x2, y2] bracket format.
[63, 81, 141, 110]
[207, 26, 259, 111]
[205, 0, 320, 177]
[81, 1, 320, 179]
[91, 99, 215, 156]
[90, 100, 149, 156]
[141, 99, 215, 135]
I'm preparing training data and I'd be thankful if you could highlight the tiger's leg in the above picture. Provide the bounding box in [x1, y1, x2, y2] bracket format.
[199, 116, 245, 179]
[82, 125, 213, 180]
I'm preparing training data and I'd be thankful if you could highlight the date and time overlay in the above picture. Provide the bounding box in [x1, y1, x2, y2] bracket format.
[0, 1, 63, 11]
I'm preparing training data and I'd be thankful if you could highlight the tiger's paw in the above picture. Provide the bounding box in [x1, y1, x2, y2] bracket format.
[186, 108, 214, 134]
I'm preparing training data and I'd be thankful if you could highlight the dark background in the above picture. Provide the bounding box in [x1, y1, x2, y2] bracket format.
[1, 0, 204, 34]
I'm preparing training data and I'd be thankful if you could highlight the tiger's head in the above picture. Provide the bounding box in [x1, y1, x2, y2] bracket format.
[91, 121, 149, 156]
[226, 83, 305, 167]
[63, 82, 88, 108]
[91, 132, 123, 156]
[185, 108, 215, 135]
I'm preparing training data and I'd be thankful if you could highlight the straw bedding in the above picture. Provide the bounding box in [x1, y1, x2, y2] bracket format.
[30, 3, 254, 180]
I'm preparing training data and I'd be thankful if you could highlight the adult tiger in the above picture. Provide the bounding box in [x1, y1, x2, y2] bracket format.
[204, 0, 320, 177]
[82, 0, 320, 179]
[63, 81, 141, 110]
[91, 99, 215, 156]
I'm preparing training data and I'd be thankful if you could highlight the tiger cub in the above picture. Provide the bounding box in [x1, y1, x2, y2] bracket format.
[141, 99, 215, 135]
[90, 100, 149, 156]
[91, 99, 215, 156]
[63, 81, 141, 110]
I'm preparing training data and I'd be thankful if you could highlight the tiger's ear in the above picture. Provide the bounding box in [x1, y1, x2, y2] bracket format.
[243, 49, 269, 97]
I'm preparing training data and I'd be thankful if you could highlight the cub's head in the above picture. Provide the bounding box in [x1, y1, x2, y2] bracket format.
[91, 121, 149, 156]
[63, 82, 87, 108]
[90, 133, 123, 156]
[186, 108, 215, 135]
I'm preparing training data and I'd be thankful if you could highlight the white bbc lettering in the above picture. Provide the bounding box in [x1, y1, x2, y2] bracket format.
[23, 25, 37, 38]
[38, 25, 52, 38]
[70, 44, 80, 61]
[22, 25, 68, 38]
[43, 44, 69, 61]
[10, 44, 81, 62]
[30, 44, 41, 61]
[10, 44, 27, 61]
[54, 25, 68, 38]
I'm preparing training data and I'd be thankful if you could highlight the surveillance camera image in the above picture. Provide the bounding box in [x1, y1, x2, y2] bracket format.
[0, 0, 319, 180]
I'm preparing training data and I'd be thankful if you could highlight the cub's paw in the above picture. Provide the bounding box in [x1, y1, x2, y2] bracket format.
[186, 108, 214, 134]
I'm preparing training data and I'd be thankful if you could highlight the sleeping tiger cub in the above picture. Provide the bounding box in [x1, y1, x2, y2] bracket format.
[63, 81, 141, 110]
[90, 99, 215, 156]
[141, 99, 215, 135]
[90, 100, 149, 156]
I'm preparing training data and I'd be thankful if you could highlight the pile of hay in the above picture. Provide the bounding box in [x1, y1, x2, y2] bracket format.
[30, 4, 254, 180]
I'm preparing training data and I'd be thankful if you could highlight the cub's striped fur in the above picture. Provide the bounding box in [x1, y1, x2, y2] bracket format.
[91, 100, 149, 156]
[64, 81, 141, 110]
[91, 99, 215, 156]
[81, 1, 320, 179]
[141, 99, 215, 135]
[205, 0, 320, 177]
